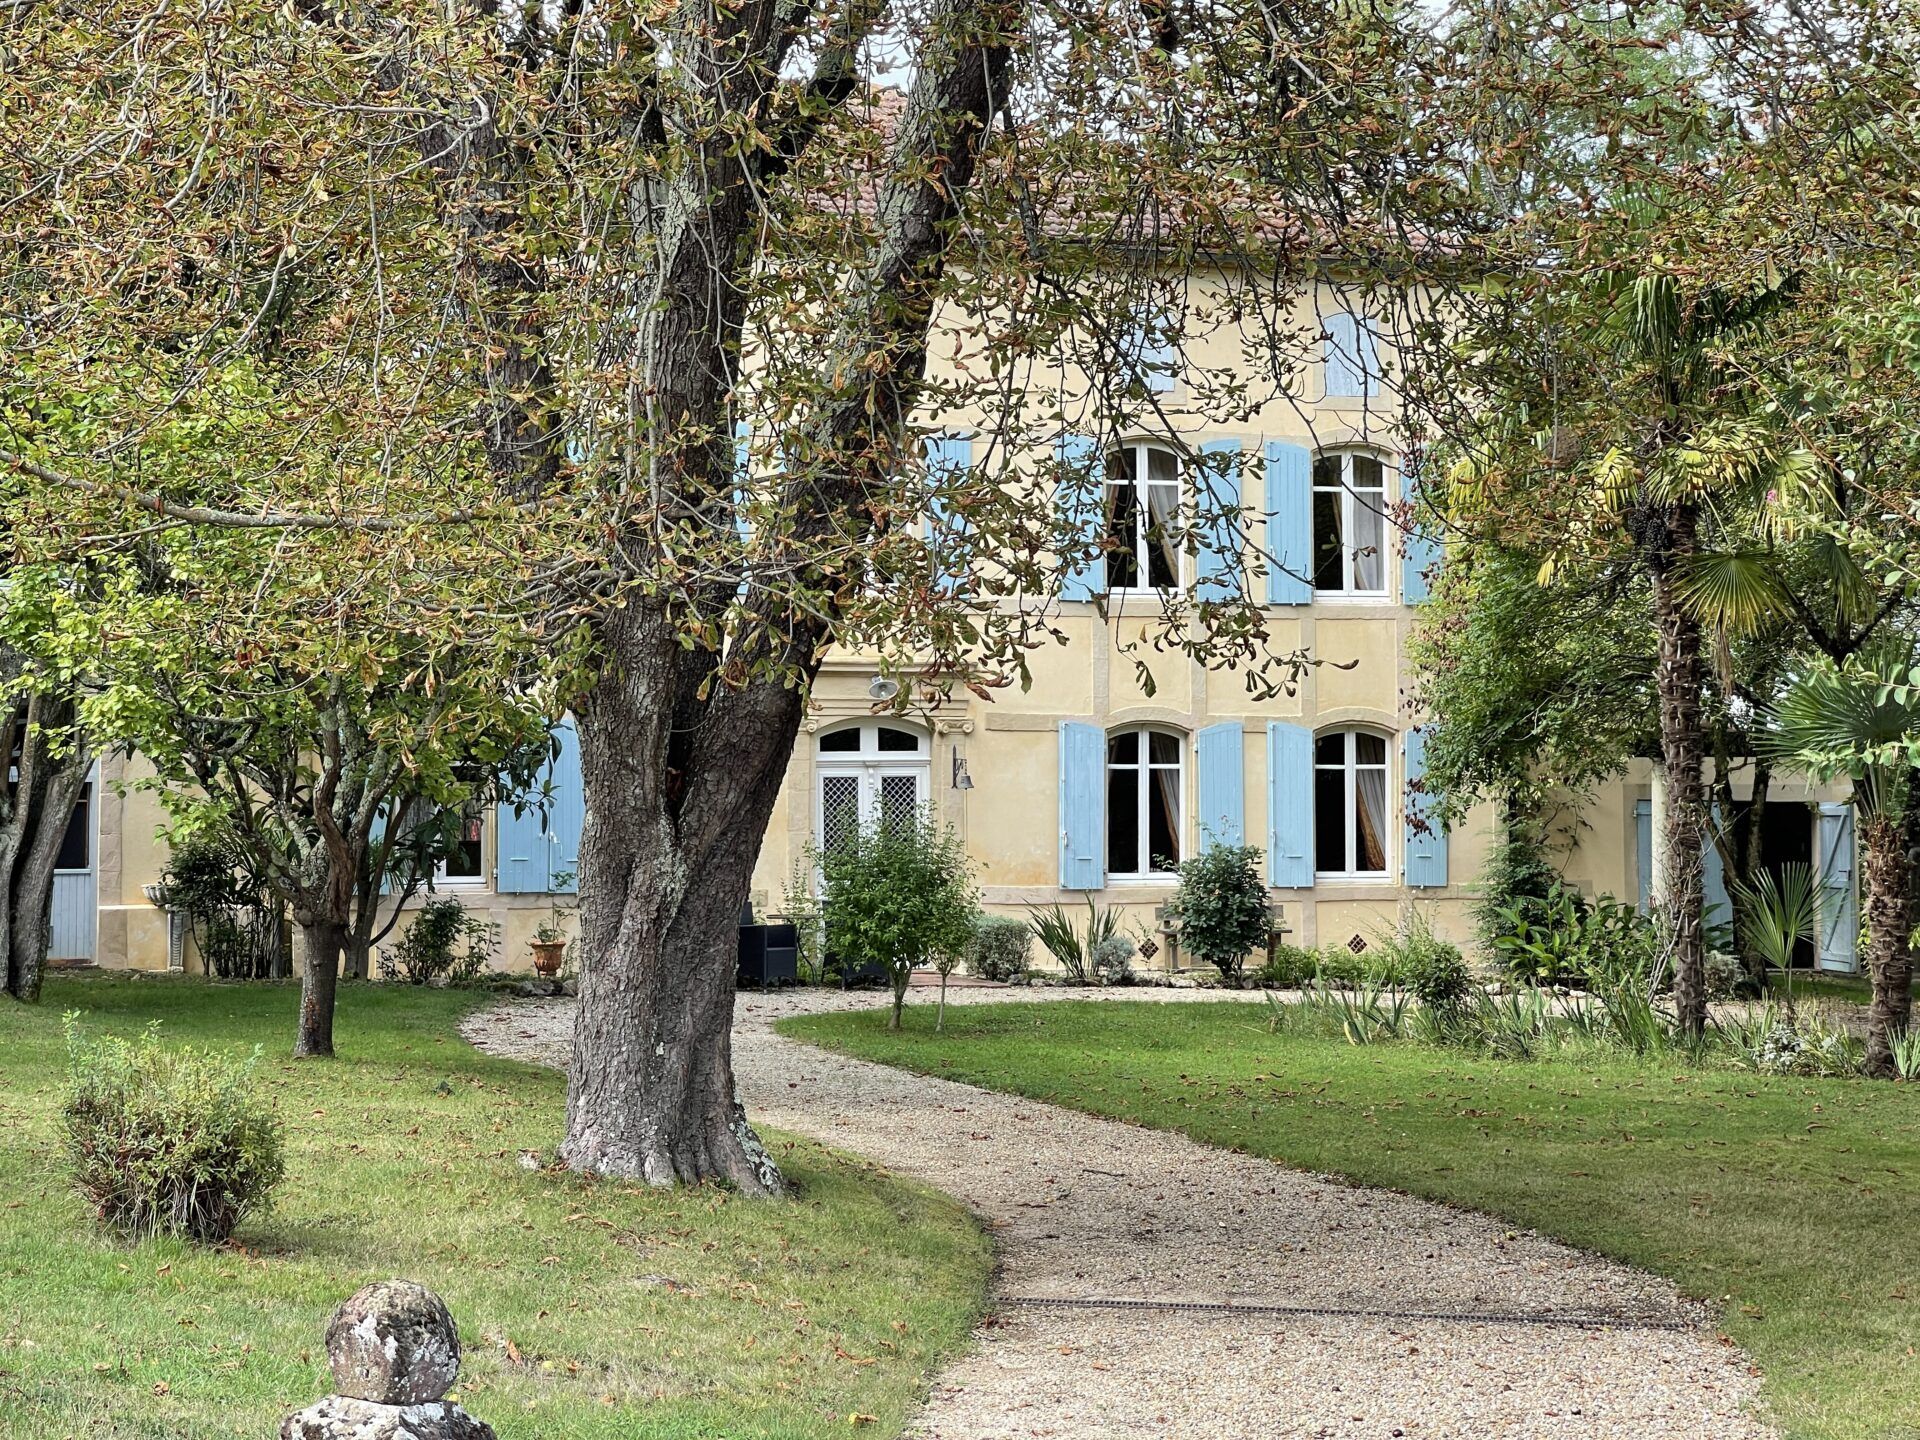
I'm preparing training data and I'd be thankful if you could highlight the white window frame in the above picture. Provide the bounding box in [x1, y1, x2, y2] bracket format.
[1315, 728, 1392, 880]
[1312, 450, 1392, 600]
[1107, 725, 1185, 881]
[1106, 440, 1184, 596]
[434, 808, 488, 888]
[813, 722, 931, 854]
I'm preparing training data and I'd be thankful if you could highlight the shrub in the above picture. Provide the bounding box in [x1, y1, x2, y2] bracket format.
[966, 915, 1031, 982]
[1405, 940, 1474, 1006]
[59, 1019, 285, 1243]
[1027, 898, 1120, 984]
[1254, 943, 1321, 989]
[819, 816, 977, 1029]
[1471, 821, 1562, 960]
[379, 896, 499, 985]
[1091, 933, 1136, 986]
[1490, 883, 1659, 989]
[1165, 842, 1269, 985]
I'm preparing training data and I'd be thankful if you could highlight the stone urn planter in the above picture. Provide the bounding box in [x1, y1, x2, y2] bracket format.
[530, 940, 566, 978]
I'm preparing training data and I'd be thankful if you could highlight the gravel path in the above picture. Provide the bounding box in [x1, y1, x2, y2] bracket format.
[464, 986, 1771, 1440]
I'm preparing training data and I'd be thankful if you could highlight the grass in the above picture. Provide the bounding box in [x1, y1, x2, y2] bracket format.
[0, 974, 991, 1440]
[784, 998, 1920, 1440]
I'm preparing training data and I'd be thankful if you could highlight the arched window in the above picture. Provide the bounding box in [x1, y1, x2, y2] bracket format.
[815, 721, 929, 852]
[1108, 726, 1184, 878]
[1312, 450, 1389, 596]
[1315, 729, 1389, 877]
[1106, 441, 1181, 592]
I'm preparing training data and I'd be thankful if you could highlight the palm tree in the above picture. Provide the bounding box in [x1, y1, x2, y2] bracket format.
[1579, 269, 1800, 1035]
[1767, 643, 1920, 1077]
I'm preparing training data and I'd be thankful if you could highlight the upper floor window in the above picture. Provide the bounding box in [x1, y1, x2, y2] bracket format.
[1108, 726, 1183, 878]
[1313, 451, 1388, 596]
[1106, 441, 1181, 592]
[1316, 729, 1389, 878]
[1324, 310, 1380, 398]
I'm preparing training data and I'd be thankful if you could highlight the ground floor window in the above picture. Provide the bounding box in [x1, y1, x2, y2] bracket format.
[1316, 729, 1388, 877]
[816, 722, 930, 851]
[1108, 727, 1183, 878]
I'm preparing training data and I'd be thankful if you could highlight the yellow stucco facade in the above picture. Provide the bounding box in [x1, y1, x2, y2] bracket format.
[68, 278, 1853, 978]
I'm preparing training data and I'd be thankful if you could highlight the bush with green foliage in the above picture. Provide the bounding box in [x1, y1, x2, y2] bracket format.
[1471, 822, 1563, 960]
[156, 828, 281, 980]
[966, 914, 1031, 982]
[379, 896, 498, 985]
[819, 816, 977, 1029]
[1165, 843, 1269, 985]
[1253, 942, 1321, 989]
[1374, 914, 1471, 1010]
[1490, 883, 1659, 989]
[59, 1019, 285, 1243]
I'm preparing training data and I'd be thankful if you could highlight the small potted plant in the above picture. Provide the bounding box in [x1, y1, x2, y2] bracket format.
[530, 873, 575, 978]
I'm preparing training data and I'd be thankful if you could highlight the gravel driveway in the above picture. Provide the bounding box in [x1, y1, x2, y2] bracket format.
[464, 986, 1770, 1440]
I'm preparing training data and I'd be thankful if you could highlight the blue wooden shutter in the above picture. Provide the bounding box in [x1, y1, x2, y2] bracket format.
[495, 721, 581, 895]
[494, 790, 551, 894]
[1194, 439, 1244, 602]
[1400, 453, 1440, 604]
[926, 433, 972, 594]
[1635, 799, 1653, 912]
[1058, 721, 1106, 889]
[1056, 433, 1105, 602]
[1324, 312, 1361, 397]
[1195, 722, 1244, 849]
[1263, 441, 1312, 606]
[1403, 725, 1448, 889]
[1702, 802, 1730, 933]
[544, 718, 584, 894]
[1817, 802, 1857, 970]
[1266, 720, 1313, 887]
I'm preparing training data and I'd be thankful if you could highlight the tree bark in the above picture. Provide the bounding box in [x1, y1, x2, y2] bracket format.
[1860, 813, 1914, 1078]
[559, 621, 800, 1193]
[1649, 502, 1709, 1035]
[2, 697, 89, 1003]
[295, 915, 345, 1058]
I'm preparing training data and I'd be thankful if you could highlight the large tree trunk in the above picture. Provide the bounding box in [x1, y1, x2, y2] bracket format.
[294, 915, 345, 1058]
[1649, 503, 1709, 1035]
[559, 619, 801, 1193]
[2, 706, 89, 1003]
[1860, 813, 1914, 1078]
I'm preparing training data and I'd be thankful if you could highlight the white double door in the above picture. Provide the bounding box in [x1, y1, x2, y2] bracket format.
[816, 764, 929, 851]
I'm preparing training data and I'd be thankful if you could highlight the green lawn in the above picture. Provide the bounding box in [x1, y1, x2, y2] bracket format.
[785, 999, 1920, 1440]
[0, 975, 990, 1440]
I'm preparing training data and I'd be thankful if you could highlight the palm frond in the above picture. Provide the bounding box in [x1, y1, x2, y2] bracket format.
[1673, 550, 1792, 637]
[1765, 641, 1920, 816]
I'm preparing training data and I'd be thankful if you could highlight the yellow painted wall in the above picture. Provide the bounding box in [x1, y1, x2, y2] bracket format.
[87, 276, 1666, 977]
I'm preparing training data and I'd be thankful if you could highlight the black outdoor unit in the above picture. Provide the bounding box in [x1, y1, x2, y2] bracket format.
[737, 922, 800, 990]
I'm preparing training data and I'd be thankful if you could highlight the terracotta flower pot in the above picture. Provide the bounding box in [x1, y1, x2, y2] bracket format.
[530, 940, 566, 978]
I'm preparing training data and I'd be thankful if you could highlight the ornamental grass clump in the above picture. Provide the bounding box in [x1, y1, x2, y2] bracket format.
[59, 1017, 285, 1243]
